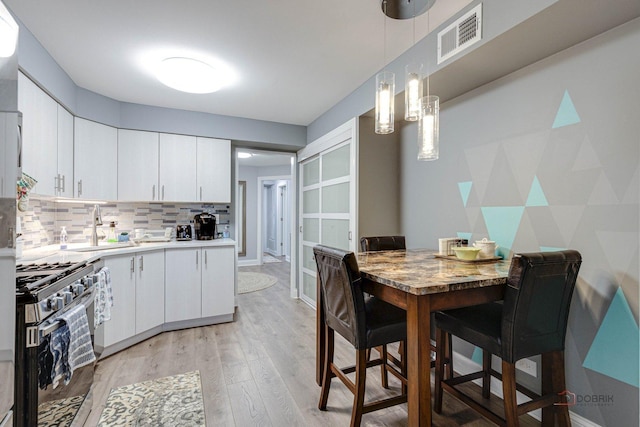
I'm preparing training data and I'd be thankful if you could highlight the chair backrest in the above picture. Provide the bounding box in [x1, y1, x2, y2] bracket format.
[360, 236, 406, 252]
[313, 245, 367, 349]
[502, 250, 582, 362]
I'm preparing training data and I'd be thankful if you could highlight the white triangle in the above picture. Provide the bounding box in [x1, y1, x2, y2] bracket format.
[596, 231, 639, 285]
[464, 143, 499, 204]
[587, 172, 619, 205]
[572, 135, 601, 171]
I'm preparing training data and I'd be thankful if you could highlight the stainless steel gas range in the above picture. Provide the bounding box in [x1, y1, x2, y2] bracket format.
[14, 259, 103, 427]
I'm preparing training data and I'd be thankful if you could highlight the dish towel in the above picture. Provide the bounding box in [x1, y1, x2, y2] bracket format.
[94, 267, 113, 326]
[47, 322, 71, 389]
[59, 303, 96, 384]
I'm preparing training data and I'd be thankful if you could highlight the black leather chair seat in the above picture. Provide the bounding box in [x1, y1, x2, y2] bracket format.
[434, 302, 503, 356]
[365, 297, 407, 348]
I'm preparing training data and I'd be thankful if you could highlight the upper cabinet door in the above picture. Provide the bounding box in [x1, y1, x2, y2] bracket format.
[159, 133, 197, 202]
[18, 73, 58, 196]
[196, 137, 231, 203]
[56, 106, 74, 198]
[74, 118, 118, 200]
[118, 129, 159, 201]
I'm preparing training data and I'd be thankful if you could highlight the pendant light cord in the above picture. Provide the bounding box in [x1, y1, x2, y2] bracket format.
[383, 0, 387, 67]
[426, 8, 430, 97]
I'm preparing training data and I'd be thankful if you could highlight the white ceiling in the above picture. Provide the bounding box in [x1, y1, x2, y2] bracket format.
[5, 0, 471, 126]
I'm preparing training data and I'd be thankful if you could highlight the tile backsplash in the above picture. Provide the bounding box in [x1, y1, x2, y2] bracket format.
[19, 196, 232, 250]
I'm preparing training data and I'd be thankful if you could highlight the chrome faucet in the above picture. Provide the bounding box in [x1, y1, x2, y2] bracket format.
[91, 204, 103, 246]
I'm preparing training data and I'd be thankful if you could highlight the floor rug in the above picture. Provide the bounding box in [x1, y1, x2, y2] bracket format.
[238, 271, 278, 294]
[97, 371, 205, 426]
[262, 254, 282, 263]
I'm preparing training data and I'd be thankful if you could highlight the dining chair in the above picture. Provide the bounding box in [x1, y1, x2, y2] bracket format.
[314, 245, 408, 427]
[359, 235, 408, 388]
[433, 250, 582, 427]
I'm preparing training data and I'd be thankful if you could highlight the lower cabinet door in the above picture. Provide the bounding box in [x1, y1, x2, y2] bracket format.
[135, 250, 165, 334]
[165, 248, 202, 322]
[201, 246, 235, 318]
[99, 255, 136, 347]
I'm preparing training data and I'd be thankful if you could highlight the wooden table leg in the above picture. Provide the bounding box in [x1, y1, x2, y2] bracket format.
[406, 294, 432, 426]
[316, 275, 325, 386]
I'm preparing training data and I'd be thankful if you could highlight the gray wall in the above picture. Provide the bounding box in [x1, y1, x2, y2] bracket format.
[398, 19, 639, 426]
[238, 164, 292, 263]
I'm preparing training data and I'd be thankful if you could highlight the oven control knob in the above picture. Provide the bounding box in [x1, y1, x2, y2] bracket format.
[62, 291, 74, 304]
[73, 283, 85, 295]
[48, 297, 64, 310]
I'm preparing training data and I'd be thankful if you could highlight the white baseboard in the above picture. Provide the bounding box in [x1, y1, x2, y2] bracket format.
[238, 258, 259, 266]
[451, 352, 601, 427]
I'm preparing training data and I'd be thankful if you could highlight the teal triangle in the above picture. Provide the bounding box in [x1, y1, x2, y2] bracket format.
[457, 232, 472, 242]
[458, 181, 473, 207]
[583, 287, 639, 387]
[525, 176, 549, 207]
[552, 90, 581, 129]
[481, 206, 525, 256]
[472, 347, 483, 365]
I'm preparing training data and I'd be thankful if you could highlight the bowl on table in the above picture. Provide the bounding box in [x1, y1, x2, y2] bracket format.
[452, 246, 481, 260]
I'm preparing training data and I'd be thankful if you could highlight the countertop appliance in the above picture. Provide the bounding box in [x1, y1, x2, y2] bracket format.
[0, 2, 20, 426]
[176, 223, 193, 241]
[14, 259, 103, 427]
[194, 213, 217, 240]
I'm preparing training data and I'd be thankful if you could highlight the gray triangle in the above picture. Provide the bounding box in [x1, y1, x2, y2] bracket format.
[588, 172, 620, 205]
[621, 164, 639, 204]
[482, 145, 525, 206]
[511, 209, 540, 253]
[572, 134, 601, 171]
[502, 129, 550, 202]
[464, 143, 499, 204]
[549, 205, 586, 246]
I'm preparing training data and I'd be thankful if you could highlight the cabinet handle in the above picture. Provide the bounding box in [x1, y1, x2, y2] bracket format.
[152, 184, 156, 200]
[196, 251, 199, 267]
[162, 185, 165, 200]
[200, 186, 202, 201]
[78, 179, 83, 197]
[60, 174, 65, 193]
[54, 175, 59, 194]
[205, 251, 207, 266]
[299, 226, 303, 233]
[139, 255, 144, 271]
[348, 231, 352, 241]
[130, 257, 135, 274]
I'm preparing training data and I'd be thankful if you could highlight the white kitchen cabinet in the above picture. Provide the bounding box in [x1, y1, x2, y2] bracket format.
[74, 118, 118, 200]
[56, 105, 74, 198]
[159, 133, 197, 201]
[196, 137, 231, 203]
[201, 246, 235, 317]
[18, 73, 58, 196]
[165, 247, 202, 322]
[117, 129, 159, 201]
[97, 255, 136, 348]
[134, 250, 165, 334]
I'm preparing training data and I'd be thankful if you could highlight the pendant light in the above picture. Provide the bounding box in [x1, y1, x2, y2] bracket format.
[404, 1, 422, 122]
[417, 8, 439, 160]
[375, 0, 395, 135]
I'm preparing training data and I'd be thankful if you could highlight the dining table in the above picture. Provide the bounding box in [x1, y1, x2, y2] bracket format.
[315, 249, 511, 427]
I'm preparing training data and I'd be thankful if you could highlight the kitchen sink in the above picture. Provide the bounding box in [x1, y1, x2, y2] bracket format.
[68, 242, 136, 252]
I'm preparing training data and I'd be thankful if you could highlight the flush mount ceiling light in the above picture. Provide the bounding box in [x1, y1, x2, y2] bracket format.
[237, 152, 253, 159]
[156, 57, 227, 94]
[0, 3, 18, 58]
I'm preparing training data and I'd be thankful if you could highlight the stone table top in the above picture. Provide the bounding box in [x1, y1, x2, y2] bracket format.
[356, 249, 511, 296]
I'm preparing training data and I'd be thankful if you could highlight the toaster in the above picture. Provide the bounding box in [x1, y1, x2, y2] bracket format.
[194, 213, 217, 240]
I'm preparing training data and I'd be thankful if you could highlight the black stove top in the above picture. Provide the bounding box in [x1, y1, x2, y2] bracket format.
[15, 261, 90, 294]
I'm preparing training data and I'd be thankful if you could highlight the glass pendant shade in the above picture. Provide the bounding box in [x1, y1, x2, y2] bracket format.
[404, 64, 422, 121]
[375, 71, 395, 134]
[417, 95, 439, 161]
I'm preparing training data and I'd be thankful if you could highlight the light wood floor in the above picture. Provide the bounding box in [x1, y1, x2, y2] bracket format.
[86, 257, 538, 426]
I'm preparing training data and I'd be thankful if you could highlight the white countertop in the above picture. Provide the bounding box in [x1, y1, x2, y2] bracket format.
[18, 238, 236, 265]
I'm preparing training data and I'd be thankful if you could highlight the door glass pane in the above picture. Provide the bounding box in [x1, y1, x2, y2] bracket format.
[322, 143, 350, 181]
[321, 219, 350, 250]
[302, 272, 317, 303]
[303, 158, 320, 186]
[322, 182, 349, 213]
[303, 218, 319, 242]
[303, 245, 317, 270]
[303, 188, 319, 213]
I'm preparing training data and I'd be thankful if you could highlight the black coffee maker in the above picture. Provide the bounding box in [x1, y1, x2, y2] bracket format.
[194, 213, 216, 240]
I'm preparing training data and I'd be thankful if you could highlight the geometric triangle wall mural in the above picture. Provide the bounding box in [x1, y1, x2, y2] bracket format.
[458, 181, 473, 207]
[481, 206, 525, 257]
[552, 90, 581, 129]
[525, 176, 549, 206]
[583, 287, 639, 388]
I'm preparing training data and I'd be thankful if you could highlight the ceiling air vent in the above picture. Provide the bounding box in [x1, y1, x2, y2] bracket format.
[437, 3, 482, 64]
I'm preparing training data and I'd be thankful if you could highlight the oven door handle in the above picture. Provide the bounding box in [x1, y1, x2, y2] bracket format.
[38, 292, 94, 340]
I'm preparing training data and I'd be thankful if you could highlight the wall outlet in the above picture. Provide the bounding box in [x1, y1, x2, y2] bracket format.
[516, 358, 537, 377]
